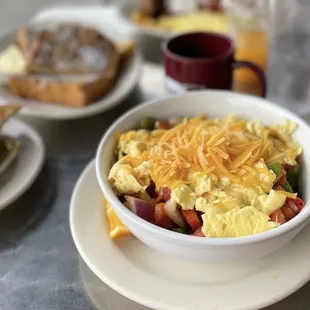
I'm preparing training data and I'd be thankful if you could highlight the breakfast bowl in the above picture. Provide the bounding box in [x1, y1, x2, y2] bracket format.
[96, 90, 310, 263]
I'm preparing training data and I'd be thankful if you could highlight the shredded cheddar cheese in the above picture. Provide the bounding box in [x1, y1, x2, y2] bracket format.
[133, 115, 302, 190]
[275, 190, 298, 199]
[113, 115, 302, 194]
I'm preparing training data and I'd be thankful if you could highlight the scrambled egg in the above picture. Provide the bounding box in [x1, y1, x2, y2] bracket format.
[108, 157, 152, 195]
[117, 129, 166, 159]
[201, 206, 279, 238]
[254, 190, 286, 215]
[268, 120, 303, 165]
[171, 184, 196, 210]
[157, 12, 227, 33]
[132, 10, 228, 34]
[108, 115, 302, 238]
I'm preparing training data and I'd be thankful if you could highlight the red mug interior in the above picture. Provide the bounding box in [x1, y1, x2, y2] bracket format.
[166, 32, 234, 60]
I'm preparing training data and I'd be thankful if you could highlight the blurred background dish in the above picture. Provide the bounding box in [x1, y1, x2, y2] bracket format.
[0, 105, 21, 176]
[0, 20, 142, 119]
[4, 23, 127, 107]
[119, 0, 228, 38]
[0, 113, 45, 210]
[119, 0, 268, 98]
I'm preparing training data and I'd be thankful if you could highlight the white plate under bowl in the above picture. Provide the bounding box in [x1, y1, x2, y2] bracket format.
[0, 118, 45, 210]
[0, 21, 142, 120]
[70, 160, 310, 310]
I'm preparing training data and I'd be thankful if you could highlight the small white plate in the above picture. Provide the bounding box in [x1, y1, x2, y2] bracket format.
[70, 160, 310, 310]
[0, 118, 45, 210]
[0, 21, 142, 120]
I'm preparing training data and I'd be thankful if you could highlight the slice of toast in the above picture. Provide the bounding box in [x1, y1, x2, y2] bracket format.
[0, 104, 20, 127]
[8, 40, 135, 107]
[6, 23, 136, 107]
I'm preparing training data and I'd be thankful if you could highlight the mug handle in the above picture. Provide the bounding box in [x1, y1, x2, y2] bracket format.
[232, 60, 266, 97]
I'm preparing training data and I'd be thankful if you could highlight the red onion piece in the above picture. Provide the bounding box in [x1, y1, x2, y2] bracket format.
[164, 199, 185, 228]
[125, 195, 155, 223]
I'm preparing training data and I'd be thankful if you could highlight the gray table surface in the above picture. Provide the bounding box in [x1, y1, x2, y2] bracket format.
[0, 1, 310, 310]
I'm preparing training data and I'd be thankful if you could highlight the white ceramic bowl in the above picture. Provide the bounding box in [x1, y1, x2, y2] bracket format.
[96, 90, 310, 263]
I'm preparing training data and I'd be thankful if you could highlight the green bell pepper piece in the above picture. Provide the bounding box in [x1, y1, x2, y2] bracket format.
[172, 227, 188, 234]
[139, 191, 151, 201]
[282, 180, 294, 193]
[287, 164, 300, 192]
[267, 163, 281, 180]
[139, 117, 156, 131]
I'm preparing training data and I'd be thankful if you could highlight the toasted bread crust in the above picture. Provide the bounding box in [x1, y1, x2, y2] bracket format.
[9, 74, 113, 107]
[0, 104, 20, 126]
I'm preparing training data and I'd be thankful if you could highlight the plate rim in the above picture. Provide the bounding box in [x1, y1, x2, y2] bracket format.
[0, 25, 142, 120]
[0, 117, 45, 211]
[70, 160, 310, 310]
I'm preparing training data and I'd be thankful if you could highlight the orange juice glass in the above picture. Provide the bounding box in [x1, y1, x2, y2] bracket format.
[234, 29, 267, 95]
[226, 3, 268, 96]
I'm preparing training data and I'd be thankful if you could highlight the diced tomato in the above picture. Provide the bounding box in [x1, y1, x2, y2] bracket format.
[192, 226, 205, 237]
[278, 197, 305, 222]
[281, 205, 295, 221]
[284, 164, 293, 170]
[270, 209, 286, 224]
[154, 203, 173, 229]
[155, 121, 170, 130]
[277, 176, 286, 186]
[157, 187, 171, 202]
[287, 197, 304, 212]
[286, 200, 299, 214]
[181, 210, 201, 231]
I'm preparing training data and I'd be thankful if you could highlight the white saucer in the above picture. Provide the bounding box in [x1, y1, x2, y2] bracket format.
[70, 161, 310, 310]
[0, 118, 45, 210]
[79, 258, 150, 310]
[0, 20, 141, 120]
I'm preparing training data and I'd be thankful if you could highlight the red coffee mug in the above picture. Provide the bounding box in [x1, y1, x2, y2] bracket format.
[163, 32, 266, 96]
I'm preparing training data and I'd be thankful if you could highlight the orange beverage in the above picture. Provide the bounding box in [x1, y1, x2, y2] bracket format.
[233, 29, 268, 96]
[225, 1, 268, 96]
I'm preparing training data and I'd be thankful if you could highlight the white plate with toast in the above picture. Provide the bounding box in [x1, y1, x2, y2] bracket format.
[0, 21, 142, 120]
[0, 117, 45, 210]
[70, 160, 310, 310]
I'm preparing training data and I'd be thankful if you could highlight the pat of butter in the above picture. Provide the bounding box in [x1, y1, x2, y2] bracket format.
[0, 45, 26, 74]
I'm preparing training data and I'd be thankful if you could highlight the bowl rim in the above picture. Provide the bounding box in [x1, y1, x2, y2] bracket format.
[96, 90, 310, 246]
